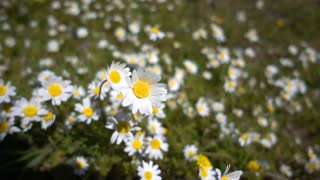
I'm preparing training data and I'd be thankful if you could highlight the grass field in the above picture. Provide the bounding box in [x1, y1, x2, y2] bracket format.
[1, 0, 320, 179]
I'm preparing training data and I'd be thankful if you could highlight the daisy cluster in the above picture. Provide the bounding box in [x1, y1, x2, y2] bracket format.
[0, 0, 320, 179]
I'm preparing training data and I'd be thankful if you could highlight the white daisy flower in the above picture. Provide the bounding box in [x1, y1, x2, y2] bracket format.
[40, 110, 56, 130]
[199, 167, 216, 180]
[168, 78, 180, 92]
[0, 116, 20, 141]
[121, 68, 167, 115]
[280, 164, 293, 177]
[183, 144, 198, 161]
[106, 114, 140, 145]
[11, 97, 47, 130]
[245, 29, 259, 42]
[151, 104, 166, 119]
[124, 133, 145, 156]
[107, 62, 131, 90]
[109, 90, 125, 105]
[47, 39, 60, 53]
[0, 80, 16, 103]
[212, 102, 224, 112]
[216, 165, 243, 180]
[72, 85, 86, 100]
[37, 70, 56, 84]
[88, 80, 109, 100]
[224, 80, 237, 93]
[211, 23, 226, 42]
[72, 156, 89, 176]
[147, 118, 163, 135]
[75, 97, 99, 124]
[76, 27, 88, 38]
[196, 98, 210, 117]
[146, 52, 159, 64]
[39, 76, 73, 105]
[216, 113, 227, 126]
[145, 135, 168, 160]
[129, 21, 140, 34]
[183, 60, 198, 74]
[217, 47, 230, 63]
[149, 26, 165, 41]
[114, 27, 126, 42]
[137, 161, 161, 180]
[227, 66, 241, 80]
[65, 112, 77, 129]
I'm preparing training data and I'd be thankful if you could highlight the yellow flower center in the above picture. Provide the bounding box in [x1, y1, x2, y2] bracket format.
[228, 81, 235, 88]
[116, 93, 124, 99]
[67, 116, 74, 123]
[152, 107, 159, 114]
[23, 105, 38, 117]
[0, 84, 7, 96]
[93, 87, 100, 95]
[197, 105, 205, 112]
[151, 27, 159, 34]
[132, 139, 142, 150]
[133, 81, 150, 99]
[117, 121, 130, 134]
[150, 139, 161, 149]
[144, 171, 153, 180]
[169, 80, 175, 88]
[309, 162, 316, 171]
[109, 70, 121, 83]
[75, 160, 85, 169]
[83, 107, 93, 117]
[220, 51, 225, 59]
[221, 176, 230, 180]
[73, 89, 80, 96]
[48, 83, 62, 97]
[43, 111, 54, 121]
[241, 134, 249, 141]
[228, 69, 234, 77]
[99, 73, 106, 80]
[150, 124, 157, 133]
[188, 150, 195, 157]
[0, 121, 9, 133]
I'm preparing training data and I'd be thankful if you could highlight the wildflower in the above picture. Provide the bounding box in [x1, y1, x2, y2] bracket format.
[245, 29, 259, 42]
[183, 144, 198, 161]
[0, 116, 20, 141]
[121, 68, 167, 115]
[88, 81, 109, 100]
[145, 136, 168, 160]
[216, 165, 243, 180]
[199, 167, 216, 180]
[75, 97, 99, 124]
[106, 62, 131, 90]
[0, 80, 16, 103]
[124, 133, 145, 156]
[72, 86, 85, 100]
[211, 24, 225, 42]
[149, 26, 165, 41]
[106, 114, 140, 144]
[11, 97, 47, 129]
[65, 112, 77, 129]
[280, 164, 293, 177]
[72, 156, 89, 176]
[183, 60, 198, 74]
[40, 110, 56, 129]
[196, 98, 210, 117]
[39, 76, 73, 105]
[137, 161, 161, 180]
